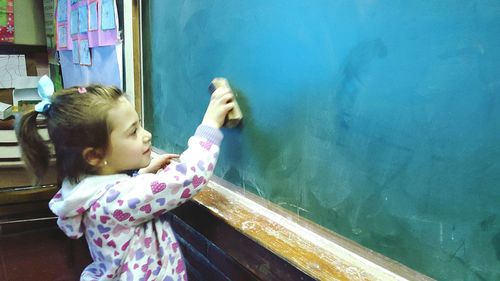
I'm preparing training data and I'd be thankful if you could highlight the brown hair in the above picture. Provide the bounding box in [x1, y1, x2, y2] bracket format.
[16, 85, 123, 183]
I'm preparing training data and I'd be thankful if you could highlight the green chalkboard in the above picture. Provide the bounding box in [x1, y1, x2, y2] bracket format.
[142, 1, 500, 280]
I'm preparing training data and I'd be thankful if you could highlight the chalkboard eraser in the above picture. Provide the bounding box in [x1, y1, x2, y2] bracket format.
[208, 77, 243, 128]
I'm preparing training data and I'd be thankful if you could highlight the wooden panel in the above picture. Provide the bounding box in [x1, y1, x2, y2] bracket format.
[171, 202, 313, 281]
[0, 200, 53, 219]
[0, 128, 55, 180]
[0, 146, 21, 159]
[0, 216, 56, 235]
[176, 234, 233, 281]
[167, 210, 262, 281]
[0, 200, 55, 233]
[0, 184, 58, 205]
[0, 165, 57, 189]
[0, 124, 57, 224]
[0, 128, 51, 163]
[0, 128, 49, 143]
[0, 182, 57, 227]
[0, 89, 13, 105]
[0, 160, 24, 168]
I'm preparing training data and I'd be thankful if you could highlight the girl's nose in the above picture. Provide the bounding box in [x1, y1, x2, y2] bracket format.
[143, 129, 152, 142]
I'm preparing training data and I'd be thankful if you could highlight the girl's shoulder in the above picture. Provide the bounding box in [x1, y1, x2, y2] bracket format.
[63, 173, 130, 192]
[79, 173, 131, 185]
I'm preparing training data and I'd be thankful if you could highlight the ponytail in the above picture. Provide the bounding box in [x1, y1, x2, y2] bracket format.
[16, 84, 123, 183]
[16, 110, 51, 184]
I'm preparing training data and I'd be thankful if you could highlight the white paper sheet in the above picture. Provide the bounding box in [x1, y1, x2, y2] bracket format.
[0, 55, 28, 88]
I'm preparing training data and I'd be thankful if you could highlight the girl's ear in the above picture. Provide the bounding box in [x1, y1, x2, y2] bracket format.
[82, 147, 106, 167]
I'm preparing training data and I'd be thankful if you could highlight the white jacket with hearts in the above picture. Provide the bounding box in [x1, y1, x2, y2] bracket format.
[49, 125, 222, 281]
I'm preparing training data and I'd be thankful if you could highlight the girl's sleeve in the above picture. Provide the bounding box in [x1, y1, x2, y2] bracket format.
[102, 125, 223, 226]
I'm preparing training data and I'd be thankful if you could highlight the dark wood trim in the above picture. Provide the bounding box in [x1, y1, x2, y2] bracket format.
[0, 44, 47, 54]
[169, 201, 313, 281]
[132, 0, 142, 117]
[168, 207, 260, 280]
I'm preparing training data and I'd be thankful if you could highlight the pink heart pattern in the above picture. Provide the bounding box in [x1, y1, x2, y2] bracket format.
[144, 237, 152, 248]
[199, 140, 212, 150]
[151, 181, 166, 194]
[180, 188, 192, 199]
[176, 259, 185, 274]
[172, 242, 179, 253]
[107, 240, 117, 248]
[121, 240, 130, 251]
[91, 202, 101, 211]
[140, 204, 152, 213]
[76, 134, 219, 280]
[113, 210, 131, 222]
[192, 176, 205, 188]
[93, 238, 103, 247]
[100, 216, 111, 224]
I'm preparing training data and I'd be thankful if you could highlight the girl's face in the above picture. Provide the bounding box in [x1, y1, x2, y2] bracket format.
[102, 97, 152, 174]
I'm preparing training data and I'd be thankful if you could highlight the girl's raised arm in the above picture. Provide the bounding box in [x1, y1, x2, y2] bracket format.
[99, 125, 222, 226]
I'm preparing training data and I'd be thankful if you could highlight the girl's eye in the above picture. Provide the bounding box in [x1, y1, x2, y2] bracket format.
[131, 128, 137, 136]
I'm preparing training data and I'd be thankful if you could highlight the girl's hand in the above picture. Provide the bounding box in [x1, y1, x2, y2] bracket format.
[202, 87, 235, 128]
[138, 153, 179, 174]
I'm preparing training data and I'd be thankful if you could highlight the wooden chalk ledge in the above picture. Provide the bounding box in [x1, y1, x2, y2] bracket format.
[186, 177, 434, 281]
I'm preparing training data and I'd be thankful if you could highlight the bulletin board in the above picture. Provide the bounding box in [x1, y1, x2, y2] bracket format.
[55, 0, 121, 88]
[55, 0, 118, 66]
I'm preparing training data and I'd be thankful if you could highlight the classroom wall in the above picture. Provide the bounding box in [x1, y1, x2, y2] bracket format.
[13, 0, 46, 45]
[142, 1, 500, 280]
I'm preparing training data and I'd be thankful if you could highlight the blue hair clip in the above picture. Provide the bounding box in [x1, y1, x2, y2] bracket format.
[34, 75, 55, 114]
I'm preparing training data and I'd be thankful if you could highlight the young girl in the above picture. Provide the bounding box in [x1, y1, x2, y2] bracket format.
[16, 76, 235, 281]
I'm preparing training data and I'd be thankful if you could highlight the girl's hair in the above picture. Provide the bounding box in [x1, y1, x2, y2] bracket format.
[16, 85, 124, 183]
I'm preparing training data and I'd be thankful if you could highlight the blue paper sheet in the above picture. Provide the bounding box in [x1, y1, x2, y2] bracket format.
[101, 0, 116, 30]
[89, 2, 98, 31]
[70, 8, 78, 35]
[60, 45, 121, 88]
[57, 0, 67, 22]
[71, 40, 79, 63]
[79, 39, 91, 65]
[57, 25, 67, 47]
[78, 4, 88, 33]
